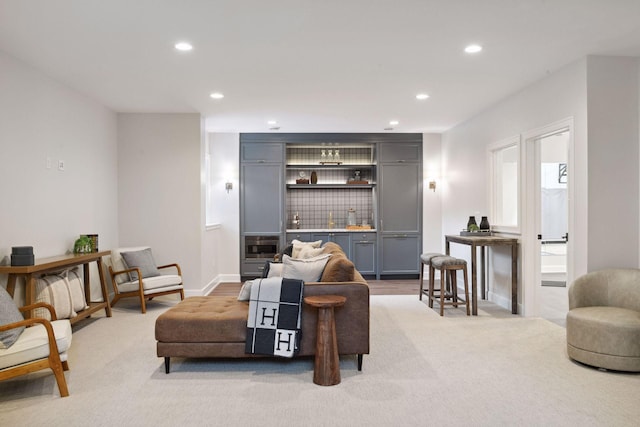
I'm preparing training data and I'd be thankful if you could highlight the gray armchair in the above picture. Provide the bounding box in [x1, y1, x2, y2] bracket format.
[566, 269, 640, 371]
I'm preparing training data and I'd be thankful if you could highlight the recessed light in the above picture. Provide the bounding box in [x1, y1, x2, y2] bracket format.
[464, 44, 483, 53]
[416, 93, 430, 100]
[210, 92, 224, 99]
[389, 120, 399, 126]
[174, 42, 193, 51]
[267, 120, 277, 125]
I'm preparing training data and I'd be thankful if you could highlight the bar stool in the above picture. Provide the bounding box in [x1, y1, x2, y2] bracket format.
[429, 256, 470, 316]
[418, 252, 445, 301]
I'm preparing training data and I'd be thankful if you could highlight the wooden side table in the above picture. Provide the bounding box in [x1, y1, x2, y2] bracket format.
[304, 294, 347, 386]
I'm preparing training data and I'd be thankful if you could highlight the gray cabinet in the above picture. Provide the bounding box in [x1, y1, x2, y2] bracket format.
[240, 141, 284, 279]
[351, 232, 377, 275]
[286, 232, 312, 245]
[378, 142, 422, 276]
[241, 163, 283, 233]
[311, 232, 351, 258]
[380, 234, 421, 274]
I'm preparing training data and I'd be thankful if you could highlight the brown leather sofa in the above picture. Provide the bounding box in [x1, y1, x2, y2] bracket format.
[155, 242, 370, 373]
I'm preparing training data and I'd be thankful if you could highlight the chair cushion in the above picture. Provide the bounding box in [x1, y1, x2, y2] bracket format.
[117, 274, 183, 293]
[566, 306, 640, 357]
[420, 252, 445, 264]
[0, 286, 24, 349]
[121, 248, 161, 280]
[0, 319, 72, 369]
[432, 256, 466, 268]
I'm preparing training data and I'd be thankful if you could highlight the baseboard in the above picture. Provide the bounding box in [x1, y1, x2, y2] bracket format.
[184, 274, 242, 297]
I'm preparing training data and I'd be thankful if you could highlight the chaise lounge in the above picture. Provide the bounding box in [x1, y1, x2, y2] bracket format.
[155, 242, 370, 373]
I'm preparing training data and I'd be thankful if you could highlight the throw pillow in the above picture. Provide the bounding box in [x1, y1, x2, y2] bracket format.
[34, 274, 75, 320]
[121, 248, 161, 281]
[291, 239, 322, 259]
[297, 245, 325, 259]
[267, 262, 284, 278]
[63, 268, 89, 313]
[237, 280, 253, 301]
[282, 254, 331, 282]
[0, 286, 24, 349]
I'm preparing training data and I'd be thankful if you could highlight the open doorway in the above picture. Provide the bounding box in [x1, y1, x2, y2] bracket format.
[523, 118, 573, 324]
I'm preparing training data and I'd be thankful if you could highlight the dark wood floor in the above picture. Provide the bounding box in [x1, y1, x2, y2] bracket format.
[210, 279, 421, 296]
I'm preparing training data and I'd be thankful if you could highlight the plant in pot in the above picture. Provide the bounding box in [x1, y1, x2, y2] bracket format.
[73, 235, 93, 254]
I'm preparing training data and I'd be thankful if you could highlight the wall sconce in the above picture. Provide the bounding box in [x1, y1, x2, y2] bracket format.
[225, 182, 233, 193]
[428, 180, 436, 192]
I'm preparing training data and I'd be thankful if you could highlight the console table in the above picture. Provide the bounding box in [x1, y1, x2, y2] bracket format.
[445, 235, 519, 315]
[0, 250, 112, 324]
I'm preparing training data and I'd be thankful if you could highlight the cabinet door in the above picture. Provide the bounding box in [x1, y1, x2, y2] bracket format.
[286, 232, 311, 245]
[311, 232, 351, 258]
[379, 142, 421, 162]
[241, 163, 283, 233]
[241, 142, 284, 163]
[380, 234, 420, 275]
[379, 162, 421, 232]
[351, 236, 376, 275]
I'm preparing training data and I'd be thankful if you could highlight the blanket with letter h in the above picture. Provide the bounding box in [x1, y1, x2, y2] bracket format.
[245, 277, 304, 358]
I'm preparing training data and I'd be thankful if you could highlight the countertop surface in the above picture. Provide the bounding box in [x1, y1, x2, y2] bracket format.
[286, 228, 376, 233]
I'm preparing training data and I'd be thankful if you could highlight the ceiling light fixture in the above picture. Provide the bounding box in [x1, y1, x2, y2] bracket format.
[267, 120, 277, 125]
[416, 93, 430, 100]
[464, 44, 483, 53]
[174, 42, 193, 51]
[210, 92, 225, 99]
[389, 120, 399, 126]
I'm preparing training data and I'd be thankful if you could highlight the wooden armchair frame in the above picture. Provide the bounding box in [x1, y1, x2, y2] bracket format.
[108, 263, 185, 313]
[0, 302, 70, 397]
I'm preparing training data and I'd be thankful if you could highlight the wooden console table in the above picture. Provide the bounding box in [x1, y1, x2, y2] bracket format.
[445, 235, 519, 315]
[0, 251, 112, 324]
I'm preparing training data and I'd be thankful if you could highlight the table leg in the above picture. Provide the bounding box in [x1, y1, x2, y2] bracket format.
[471, 245, 478, 315]
[83, 262, 91, 304]
[24, 274, 35, 319]
[96, 258, 112, 317]
[314, 307, 341, 386]
[6, 274, 17, 297]
[480, 246, 486, 300]
[511, 243, 518, 314]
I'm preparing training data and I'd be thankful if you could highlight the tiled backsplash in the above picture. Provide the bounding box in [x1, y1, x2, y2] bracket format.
[286, 147, 373, 165]
[287, 188, 374, 229]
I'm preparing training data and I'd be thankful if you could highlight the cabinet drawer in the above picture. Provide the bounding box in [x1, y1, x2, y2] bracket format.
[352, 232, 376, 242]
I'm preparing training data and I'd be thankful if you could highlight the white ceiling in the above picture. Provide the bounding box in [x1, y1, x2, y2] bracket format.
[1, 0, 640, 133]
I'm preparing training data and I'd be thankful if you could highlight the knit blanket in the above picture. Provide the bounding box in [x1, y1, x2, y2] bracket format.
[245, 277, 304, 358]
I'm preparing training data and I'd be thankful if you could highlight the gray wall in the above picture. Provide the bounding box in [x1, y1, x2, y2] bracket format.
[117, 113, 205, 295]
[0, 50, 118, 302]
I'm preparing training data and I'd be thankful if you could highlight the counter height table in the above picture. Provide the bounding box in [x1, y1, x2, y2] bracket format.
[445, 235, 519, 315]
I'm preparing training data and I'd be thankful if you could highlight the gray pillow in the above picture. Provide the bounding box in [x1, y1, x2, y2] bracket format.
[121, 248, 161, 281]
[0, 286, 25, 349]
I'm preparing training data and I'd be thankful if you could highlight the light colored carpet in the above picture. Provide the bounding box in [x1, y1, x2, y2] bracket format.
[1, 295, 639, 426]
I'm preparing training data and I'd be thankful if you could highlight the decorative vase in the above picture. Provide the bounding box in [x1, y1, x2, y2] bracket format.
[480, 216, 490, 230]
[467, 216, 477, 231]
[311, 171, 318, 184]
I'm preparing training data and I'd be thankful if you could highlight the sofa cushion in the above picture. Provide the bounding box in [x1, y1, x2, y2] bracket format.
[0, 286, 24, 349]
[298, 245, 325, 259]
[155, 296, 249, 343]
[237, 280, 253, 301]
[121, 248, 161, 281]
[282, 254, 330, 282]
[291, 239, 322, 258]
[320, 254, 356, 282]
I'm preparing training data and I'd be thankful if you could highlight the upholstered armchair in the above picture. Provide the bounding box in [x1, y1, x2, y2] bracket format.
[566, 269, 640, 371]
[0, 286, 73, 397]
[106, 247, 184, 313]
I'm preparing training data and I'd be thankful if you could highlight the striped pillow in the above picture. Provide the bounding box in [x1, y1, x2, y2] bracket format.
[33, 274, 74, 320]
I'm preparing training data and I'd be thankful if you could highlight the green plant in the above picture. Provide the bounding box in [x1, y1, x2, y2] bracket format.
[468, 223, 480, 232]
[73, 235, 93, 254]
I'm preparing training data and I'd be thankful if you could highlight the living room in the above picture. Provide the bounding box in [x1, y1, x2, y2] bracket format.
[1, 2, 640, 425]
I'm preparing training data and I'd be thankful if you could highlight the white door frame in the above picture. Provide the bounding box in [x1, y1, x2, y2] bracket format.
[522, 117, 575, 317]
